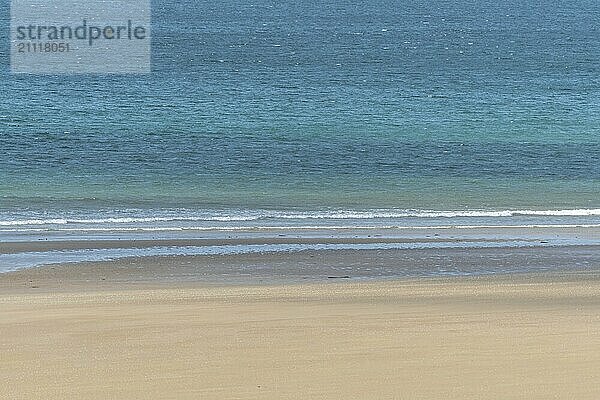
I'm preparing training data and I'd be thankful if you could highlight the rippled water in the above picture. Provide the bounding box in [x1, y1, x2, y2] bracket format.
[1, 0, 599, 224]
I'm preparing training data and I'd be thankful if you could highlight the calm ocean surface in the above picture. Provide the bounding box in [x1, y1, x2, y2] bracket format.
[1, 0, 599, 234]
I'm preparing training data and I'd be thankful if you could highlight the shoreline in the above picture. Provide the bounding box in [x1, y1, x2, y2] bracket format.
[2, 224, 600, 275]
[1, 244, 600, 292]
[0, 235, 532, 255]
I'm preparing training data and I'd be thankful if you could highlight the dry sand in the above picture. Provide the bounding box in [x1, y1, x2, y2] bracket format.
[2, 269, 600, 399]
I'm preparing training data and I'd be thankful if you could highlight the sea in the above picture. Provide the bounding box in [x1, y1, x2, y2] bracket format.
[0, 0, 599, 271]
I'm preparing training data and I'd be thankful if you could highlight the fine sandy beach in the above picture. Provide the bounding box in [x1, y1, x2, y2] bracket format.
[2, 249, 600, 399]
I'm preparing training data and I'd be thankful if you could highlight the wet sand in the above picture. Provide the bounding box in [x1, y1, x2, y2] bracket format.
[3, 224, 600, 255]
[2, 244, 600, 292]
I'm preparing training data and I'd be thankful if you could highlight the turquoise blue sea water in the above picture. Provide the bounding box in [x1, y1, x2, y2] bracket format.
[1, 0, 599, 235]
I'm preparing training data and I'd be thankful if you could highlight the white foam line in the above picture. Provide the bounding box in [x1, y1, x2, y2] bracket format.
[2, 224, 600, 233]
[1, 208, 600, 226]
